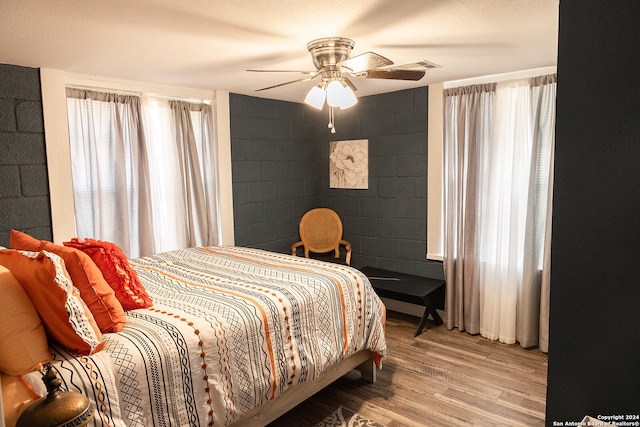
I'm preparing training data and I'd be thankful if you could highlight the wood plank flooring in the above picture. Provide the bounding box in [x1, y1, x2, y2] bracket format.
[269, 311, 548, 426]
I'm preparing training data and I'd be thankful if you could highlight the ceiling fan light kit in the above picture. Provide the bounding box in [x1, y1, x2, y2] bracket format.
[304, 80, 357, 110]
[304, 84, 326, 110]
[249, 37, 439, 133]
[326, 80, 357, 108]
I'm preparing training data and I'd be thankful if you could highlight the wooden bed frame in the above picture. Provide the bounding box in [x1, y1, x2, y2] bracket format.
[230, 350, 376, 426]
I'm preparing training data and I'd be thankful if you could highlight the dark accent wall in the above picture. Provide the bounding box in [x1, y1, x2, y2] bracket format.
[0, 64, 51, 247]
[230, 88, 442, 278]
[546, 1, 640, 424]
[229, 94, 317, 254]
[313, 88, 442, 278]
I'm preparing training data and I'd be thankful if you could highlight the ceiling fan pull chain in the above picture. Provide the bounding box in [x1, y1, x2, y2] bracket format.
[329, 107, 336, 133]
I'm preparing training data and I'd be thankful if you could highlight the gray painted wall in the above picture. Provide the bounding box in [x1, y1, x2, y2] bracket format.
[229, 94, 318, 254]
[313, 88, 441, 278]
[0, 64, 51, 247]
[230, 88, 443, 279]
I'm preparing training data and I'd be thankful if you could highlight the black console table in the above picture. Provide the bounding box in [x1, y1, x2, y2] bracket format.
[361, 266, 445, 337]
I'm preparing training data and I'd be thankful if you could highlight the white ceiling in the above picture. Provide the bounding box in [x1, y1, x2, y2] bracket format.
[0, 0, 559, 103]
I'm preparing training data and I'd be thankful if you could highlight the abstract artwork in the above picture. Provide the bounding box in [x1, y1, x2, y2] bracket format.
[329, 139, 368, 189]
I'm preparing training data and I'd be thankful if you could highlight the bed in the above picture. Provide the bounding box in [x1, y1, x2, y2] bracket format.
[0, 243, 387, 427]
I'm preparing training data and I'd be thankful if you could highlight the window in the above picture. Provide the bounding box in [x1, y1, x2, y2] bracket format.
[426, 67, 557, 261]
[65, 89, 219, 258]
[41, 70, 235, 250]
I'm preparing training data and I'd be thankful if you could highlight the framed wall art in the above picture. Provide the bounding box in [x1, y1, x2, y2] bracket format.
[329, 139, 368, 189]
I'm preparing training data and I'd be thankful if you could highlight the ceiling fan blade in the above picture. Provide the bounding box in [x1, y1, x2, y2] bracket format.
[387, 60, 441, 70]
[377, 42, 509, 49]
[362, 68, 426, 81]
[254, 75, 318, 92]
[338, 51, 394, 73]
[247, 69, 317, 75]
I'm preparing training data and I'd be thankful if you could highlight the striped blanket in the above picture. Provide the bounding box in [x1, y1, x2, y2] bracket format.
[23, 246, 387, 426]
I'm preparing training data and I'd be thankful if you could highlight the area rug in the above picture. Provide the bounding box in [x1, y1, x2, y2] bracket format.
[314, 405, 386, 427]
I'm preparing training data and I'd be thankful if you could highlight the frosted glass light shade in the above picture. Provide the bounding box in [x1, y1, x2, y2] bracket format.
[326, 80, 357, 110]
[326, 80, 345, 107]
[304, 85, 326, 110]
[338, 86, 357, 109]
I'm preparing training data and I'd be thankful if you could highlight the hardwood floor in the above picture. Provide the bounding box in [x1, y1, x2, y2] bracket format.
[269, 311, 548, 426]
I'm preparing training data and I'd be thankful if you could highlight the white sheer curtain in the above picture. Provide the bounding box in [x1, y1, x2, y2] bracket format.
[170, 101, 220, 248]
[443, 74, 556, 351]
[66, 89, 221, 258]
[66, 89, 155, 257]
[140, 97, 187, 253]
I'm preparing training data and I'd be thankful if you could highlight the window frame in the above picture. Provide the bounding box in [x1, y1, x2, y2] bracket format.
[40, 69, 235, 246]
[426, 66, 557, 261]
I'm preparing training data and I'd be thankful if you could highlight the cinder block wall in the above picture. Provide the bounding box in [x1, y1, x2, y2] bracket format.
[0, 64, 51, 247]
[230, 88, 443, 279]
[229, 94, 318, 254]
[313, 87, 442, 278]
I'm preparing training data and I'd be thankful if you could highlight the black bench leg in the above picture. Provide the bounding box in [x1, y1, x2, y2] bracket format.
[415, 298, 444, 337]
[415, 310, 429, 337]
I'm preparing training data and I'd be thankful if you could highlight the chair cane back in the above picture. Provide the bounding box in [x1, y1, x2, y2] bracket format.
[291, 208, 352, 265]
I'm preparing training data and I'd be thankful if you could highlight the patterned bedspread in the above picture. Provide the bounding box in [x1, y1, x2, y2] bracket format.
[23, 246, 387, 426]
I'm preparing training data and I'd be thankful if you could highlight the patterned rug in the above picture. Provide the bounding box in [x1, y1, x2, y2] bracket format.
[314, 406, 386, 427]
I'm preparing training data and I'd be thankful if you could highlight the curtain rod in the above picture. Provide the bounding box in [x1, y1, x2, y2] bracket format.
[65, 83, 213, 105]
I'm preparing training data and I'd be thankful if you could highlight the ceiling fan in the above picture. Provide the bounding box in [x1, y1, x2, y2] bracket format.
[247, 37, 440, 132]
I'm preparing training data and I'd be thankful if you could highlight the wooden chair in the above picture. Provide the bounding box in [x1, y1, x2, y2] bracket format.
[291, 208, 352, 265]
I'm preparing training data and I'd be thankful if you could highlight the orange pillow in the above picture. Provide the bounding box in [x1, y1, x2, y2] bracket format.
[0, 249, 105, 355]
[0, 265, 52, 375]
[8, 229, 40, 250]
[64, 238, 153, 311]
[10, 230, 126, 333]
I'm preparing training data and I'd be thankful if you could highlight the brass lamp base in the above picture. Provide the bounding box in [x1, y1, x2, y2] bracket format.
[16, 364, 95, 427]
